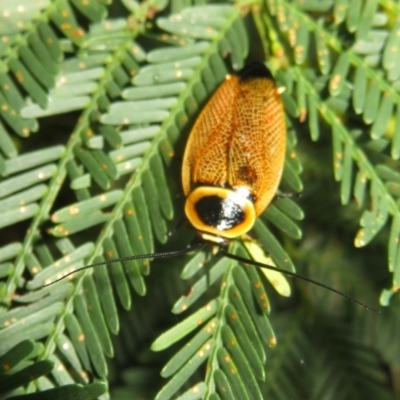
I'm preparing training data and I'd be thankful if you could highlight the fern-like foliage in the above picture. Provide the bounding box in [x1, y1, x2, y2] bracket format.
[0, 0, 399, 399]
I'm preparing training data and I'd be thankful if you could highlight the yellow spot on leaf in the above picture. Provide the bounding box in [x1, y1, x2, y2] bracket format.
[192, 385, 199, 393]
[69, 206, 80, 215]
[15, 72, 24, 83]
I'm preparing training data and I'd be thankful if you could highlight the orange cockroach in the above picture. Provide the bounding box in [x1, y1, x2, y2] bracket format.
[45, 62, 378, 312]
[182, 63, 285, 242]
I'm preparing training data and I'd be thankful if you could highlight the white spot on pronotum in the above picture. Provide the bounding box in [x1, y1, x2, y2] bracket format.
[217, 187, 250, 230]
[63, 342, 69, 350]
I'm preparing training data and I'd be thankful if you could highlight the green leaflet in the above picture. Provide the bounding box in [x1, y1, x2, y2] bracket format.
[152, 300, 219, 352]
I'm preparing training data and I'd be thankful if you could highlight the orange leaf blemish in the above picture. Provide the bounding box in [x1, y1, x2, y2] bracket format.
[15, 72, 24, 83]
[73, 29, 84, 38]
[330, 74, 341, 91]
[3, 363, 10, 371]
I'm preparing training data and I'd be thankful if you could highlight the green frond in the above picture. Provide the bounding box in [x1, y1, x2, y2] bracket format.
[0, 0, 398, 399]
